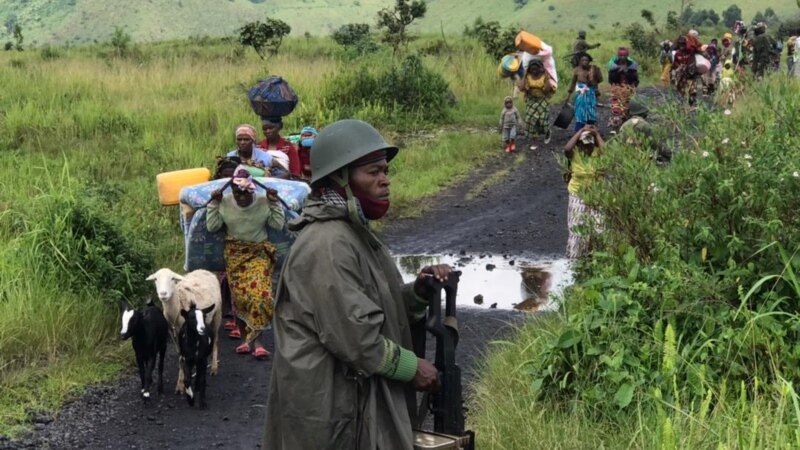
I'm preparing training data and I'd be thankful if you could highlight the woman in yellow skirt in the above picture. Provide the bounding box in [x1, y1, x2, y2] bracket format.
[207, 144, 285, 359]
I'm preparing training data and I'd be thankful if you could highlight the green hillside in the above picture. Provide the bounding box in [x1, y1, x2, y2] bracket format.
[0, 0, 797, 46]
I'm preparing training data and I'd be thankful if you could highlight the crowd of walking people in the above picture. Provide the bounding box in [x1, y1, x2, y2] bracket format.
[496, 21, 800, 261]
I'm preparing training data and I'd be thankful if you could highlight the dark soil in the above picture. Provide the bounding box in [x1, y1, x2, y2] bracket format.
[2, 93, 644, 449]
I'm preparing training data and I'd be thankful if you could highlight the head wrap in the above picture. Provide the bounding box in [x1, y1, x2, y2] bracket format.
[723, 33, 733, 40]
[231, 167, 256, 193]
[235, 124, 257, 140]
[300, 126, 318, 137]
[579, 131, 596, 145]
[261, 116, 283, 127]
[617, 47, 629, 57]
[688, 29, 699, 38]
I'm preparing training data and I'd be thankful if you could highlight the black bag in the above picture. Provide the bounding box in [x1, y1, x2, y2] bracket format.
[248, 76, 299, 118]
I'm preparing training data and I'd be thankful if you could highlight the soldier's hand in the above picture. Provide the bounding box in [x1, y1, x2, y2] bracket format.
[414, 264, 452, 299]
[413, 359, 440, 392]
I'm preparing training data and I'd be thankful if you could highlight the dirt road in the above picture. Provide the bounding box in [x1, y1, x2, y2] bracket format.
[3, 102, 592, 449]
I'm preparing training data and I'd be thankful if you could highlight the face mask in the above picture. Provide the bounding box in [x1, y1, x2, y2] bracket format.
[300, 138, 315, 148]
[351, 183, 390, 220]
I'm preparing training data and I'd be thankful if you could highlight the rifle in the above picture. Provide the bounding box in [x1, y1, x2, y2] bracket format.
[412, 271, 475, 450]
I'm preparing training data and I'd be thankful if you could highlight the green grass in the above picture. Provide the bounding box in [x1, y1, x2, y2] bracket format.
[1, 0, 796, 46]
[470, 313, 800, 450]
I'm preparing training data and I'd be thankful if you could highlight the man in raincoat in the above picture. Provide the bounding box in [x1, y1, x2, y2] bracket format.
[263, 119, 450, 449]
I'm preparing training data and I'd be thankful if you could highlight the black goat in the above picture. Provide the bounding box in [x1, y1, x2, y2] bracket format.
[120, 300, 169, 403]
[179, 302, 215, 409]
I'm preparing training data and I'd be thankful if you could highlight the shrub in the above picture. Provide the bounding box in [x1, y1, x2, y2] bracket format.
[237, 17, 291, 59]
[463, 17, 517, 59]
[324, 54, 450, 126]
[332, 23, 378, 56]
[525, 77, 800, 409]
[723, 4, 743, 28]
[110, 26, 131, 57]
[40, 45, 61, 60]
[624, 22, 659, 58]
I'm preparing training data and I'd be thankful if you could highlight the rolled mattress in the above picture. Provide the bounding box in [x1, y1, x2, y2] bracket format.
[179, 178, 311, 272]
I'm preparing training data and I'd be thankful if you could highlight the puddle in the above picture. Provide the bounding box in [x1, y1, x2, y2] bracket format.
[395, 254, 573, 311]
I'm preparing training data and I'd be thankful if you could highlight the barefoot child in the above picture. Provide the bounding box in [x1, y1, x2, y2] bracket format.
[499, 96, 521, 153]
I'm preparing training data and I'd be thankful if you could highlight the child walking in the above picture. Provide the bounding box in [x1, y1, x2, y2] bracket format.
[499, 96, 521, 153]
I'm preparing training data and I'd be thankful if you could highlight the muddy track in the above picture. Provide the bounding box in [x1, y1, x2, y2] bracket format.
[2, 95, 640, 449]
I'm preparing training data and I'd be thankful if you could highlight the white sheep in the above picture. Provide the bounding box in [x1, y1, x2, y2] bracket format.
[146, 268, 222, 394]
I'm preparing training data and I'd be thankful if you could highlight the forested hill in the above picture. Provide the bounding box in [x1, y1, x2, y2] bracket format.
[1, 0, 797, 46]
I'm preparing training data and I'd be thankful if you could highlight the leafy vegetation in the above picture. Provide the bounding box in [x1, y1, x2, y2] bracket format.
[471, 75, 800, 448]
[463, 17, 518, 59]
[238, 17, 291, 58]
[331, 23, 378, 56]
[376, 0, 427, 54]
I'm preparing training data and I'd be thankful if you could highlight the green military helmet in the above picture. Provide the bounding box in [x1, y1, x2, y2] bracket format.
[620, 117, 652, 137]
[310, 119, 399, 186]
[628, 101, 649, 118]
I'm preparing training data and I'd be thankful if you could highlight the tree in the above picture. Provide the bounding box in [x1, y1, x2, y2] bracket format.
[332, 23, 378, 55]
[12, 23, 23, 51]
[376, 0, 427, 54]
[463, 17, 517, 59]
[238, 18, 291, 59]
[110, 26, 131, 57]
[666, 11, 681, 32]
[722, 4, 742, 28]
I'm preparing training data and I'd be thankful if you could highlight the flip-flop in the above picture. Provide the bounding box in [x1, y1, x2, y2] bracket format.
[228, 329, 241, 339]
[252, 347, 270, 359]
[235, 343, 251, 355]
[224, 320, 237, 331]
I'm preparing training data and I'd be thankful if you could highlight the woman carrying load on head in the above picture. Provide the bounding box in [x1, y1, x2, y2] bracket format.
[564, 52, 603, 132]
[206, 168, 285, 360]
[258, 117, 301, 179]
[517, 59, 554, 149]
[563, 125, 604, 259]
[606, 47, 639, 132]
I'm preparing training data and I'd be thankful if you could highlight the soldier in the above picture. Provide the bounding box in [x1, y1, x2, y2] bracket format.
[263, 120, 452, 449]
[571, 30, 601, 67]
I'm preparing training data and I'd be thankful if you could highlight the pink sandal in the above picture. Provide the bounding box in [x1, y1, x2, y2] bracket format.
[228, 329, 241, 339]
[252, 347, 270, 359]
[224, 319, 237, 331]
[235, 343, 251, 355]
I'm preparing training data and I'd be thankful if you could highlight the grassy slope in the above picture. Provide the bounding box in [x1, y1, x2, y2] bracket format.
[0, 0, 796, 45]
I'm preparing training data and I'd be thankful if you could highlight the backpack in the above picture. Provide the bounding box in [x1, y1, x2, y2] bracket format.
[248, 76, 299, 118]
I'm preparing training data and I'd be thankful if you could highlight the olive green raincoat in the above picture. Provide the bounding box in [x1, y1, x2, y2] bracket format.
[263, 199, 424, 450]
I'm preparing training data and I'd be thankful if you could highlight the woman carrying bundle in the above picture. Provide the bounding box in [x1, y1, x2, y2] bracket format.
[207, 168, 285, 359]
[517, 59, 554, 149]
[564, 52, 603, 132]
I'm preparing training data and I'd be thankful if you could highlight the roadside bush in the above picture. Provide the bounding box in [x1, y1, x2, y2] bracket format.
[16, 192, 155, 303]
[40, 45, 61, 60]
[332, 23, 379, 57]
[463, 17, 517, 59]
[324, 54, 450, 126]
[524, 77, 800, 409]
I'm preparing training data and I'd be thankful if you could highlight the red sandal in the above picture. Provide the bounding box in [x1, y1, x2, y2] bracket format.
[228, 329, 241, 339]
[224, 319, 237, 331]
[252, 347, 270, 360]
[235, 343, 251, 355]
